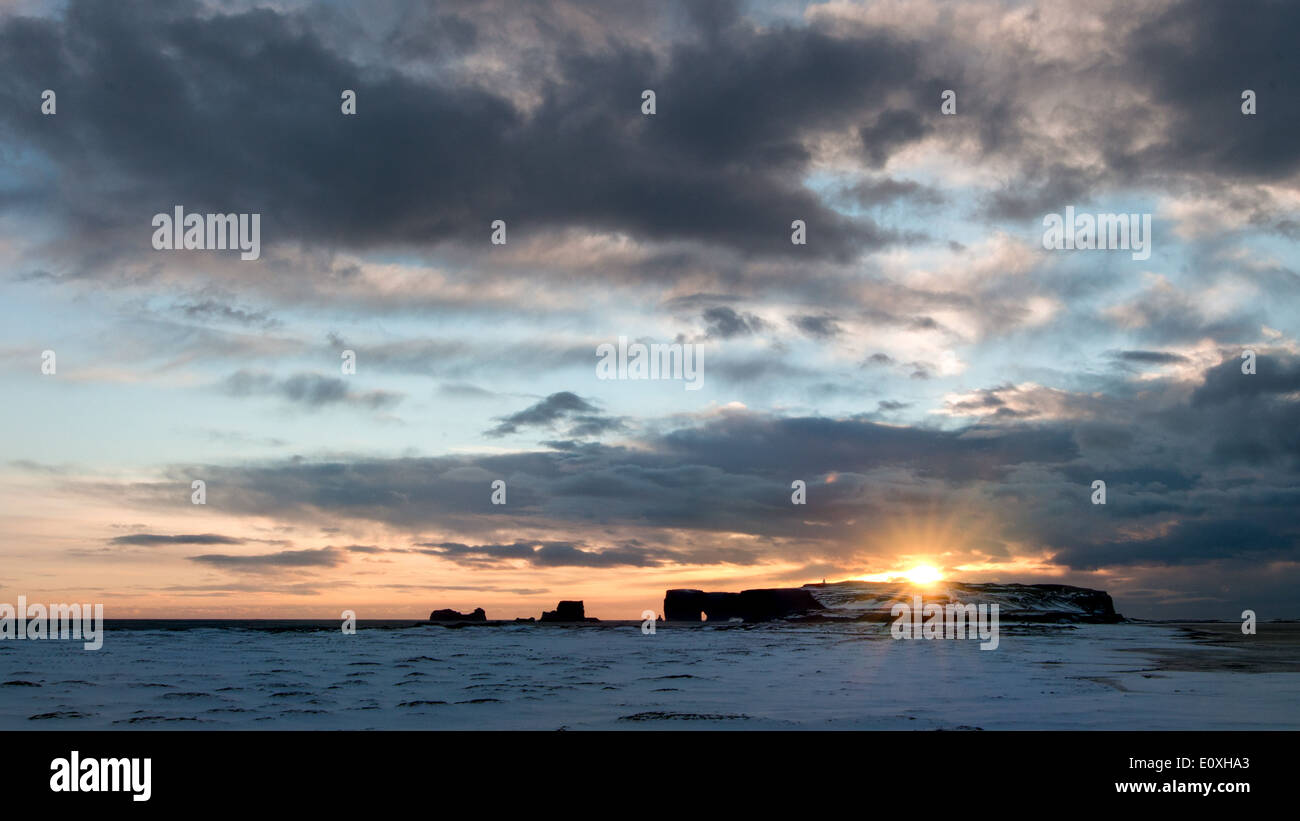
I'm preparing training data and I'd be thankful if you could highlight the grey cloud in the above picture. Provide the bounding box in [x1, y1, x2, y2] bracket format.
[175, 298, 278, 328]
[843, 177, 945, 208]
[703, 306, 767, 339]
[486, 391, 621, 438]
[0, 0, 930, 267]
[105, 354, 1295, 590]
[423, 540, 676, 568]
[221, 370, 403, 410]
[791, 313, 841, 339]
[189, 547, 345, 571]
[1191, 351, 1300, 407]
[1126, 0, 1300, 181]
[1113, 350, 1190, 364]
[859, 108, 930, 168]
[1052, 520, 1296, 570]
[110, 533, 245, 546]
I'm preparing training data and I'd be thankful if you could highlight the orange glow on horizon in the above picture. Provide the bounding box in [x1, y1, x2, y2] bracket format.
[903, 564, 943, 584]
[852, 564, 945, 585]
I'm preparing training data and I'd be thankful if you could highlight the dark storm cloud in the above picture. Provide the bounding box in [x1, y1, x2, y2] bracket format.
[1125, 0, 1300, 180]
[0, 0, 934, 264]
[0, 0, 1294, 279]
[1052, 519, 1298, 570]
[1180, 351, 1300, 469]
[975, 361, 1300, 579]
[1191, 351, 1300, 407]
[1059, 465, 1200, 493]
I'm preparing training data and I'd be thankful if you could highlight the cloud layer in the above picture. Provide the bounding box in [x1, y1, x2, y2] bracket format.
[1, 0, 1297, 619]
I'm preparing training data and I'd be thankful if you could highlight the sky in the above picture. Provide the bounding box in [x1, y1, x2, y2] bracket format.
[1, 0, 1297, 620]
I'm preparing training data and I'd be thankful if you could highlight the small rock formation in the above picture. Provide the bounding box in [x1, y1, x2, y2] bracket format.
[540, 600, 595, 622]
[429, 607, 486, 622]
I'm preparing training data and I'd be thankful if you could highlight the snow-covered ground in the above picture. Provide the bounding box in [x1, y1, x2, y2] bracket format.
[2, 622, 1296, 729]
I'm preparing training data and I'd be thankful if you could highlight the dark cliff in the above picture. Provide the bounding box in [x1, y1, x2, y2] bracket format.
[664, 588, 824, 622]
[665, 581, 1122, 623]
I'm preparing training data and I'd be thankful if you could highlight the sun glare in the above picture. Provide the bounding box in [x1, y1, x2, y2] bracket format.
[904, 565, 943, 585]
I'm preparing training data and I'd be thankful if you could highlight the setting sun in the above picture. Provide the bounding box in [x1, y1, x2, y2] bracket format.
[904, 565, 944, 585]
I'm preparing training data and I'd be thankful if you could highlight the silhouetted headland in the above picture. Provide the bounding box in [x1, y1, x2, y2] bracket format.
[429, 607, 486, 622]
[427, 581, 1122, 625]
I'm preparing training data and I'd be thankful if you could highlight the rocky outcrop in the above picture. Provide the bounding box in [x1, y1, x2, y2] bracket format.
[803, 581, 1123, 623]
[664, 581, 1122, 623]
[664, 590, 722, 621]
[429, 607, 486, 622]
[664, 588, 824, 622]
[540, 600, 596, 622]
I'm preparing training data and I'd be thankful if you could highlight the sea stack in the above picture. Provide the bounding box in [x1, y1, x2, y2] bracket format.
[429, 607, 487, 622]
[540, 600, 592, 622]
